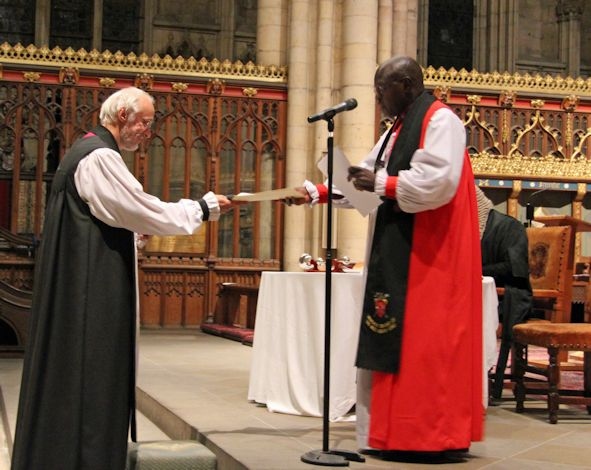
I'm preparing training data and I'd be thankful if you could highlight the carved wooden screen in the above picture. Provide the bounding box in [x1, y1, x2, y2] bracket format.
[0, 61, 287, 327]
[0, 73, 287, 261]
[215, 96, 284, 259]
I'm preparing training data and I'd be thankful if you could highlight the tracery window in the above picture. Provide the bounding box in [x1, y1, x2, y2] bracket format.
[427, 0, 473, 71]
[49, 0, 93, 50]
[102, 0, 141, 54]
[0, 0, 34, 45]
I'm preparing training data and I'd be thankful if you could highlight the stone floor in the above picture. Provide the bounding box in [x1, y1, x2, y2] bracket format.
[1, 330, 591, 469]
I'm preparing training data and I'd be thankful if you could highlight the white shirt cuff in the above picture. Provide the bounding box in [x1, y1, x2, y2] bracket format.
[200, 191, 221, 221]
[373, 168, 388, 196]
[303, 180, 320, 206]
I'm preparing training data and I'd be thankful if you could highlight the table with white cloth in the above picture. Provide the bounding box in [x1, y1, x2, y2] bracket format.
[482, 276, 499, 405]
[247, 272, 363, 420]
[248, 272, 498, 420]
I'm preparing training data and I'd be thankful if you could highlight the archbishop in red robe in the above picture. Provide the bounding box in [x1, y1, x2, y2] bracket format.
[304, 89, 483, 453]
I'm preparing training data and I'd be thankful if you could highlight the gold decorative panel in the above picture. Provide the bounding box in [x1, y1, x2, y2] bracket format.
[0, 42, 287, 83]
[427, 75, 591, 181]
[424, 66, 591, 96]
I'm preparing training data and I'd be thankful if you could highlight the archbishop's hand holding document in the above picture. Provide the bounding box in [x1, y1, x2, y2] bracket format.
[234, 147, 381, 215]
[317, 147, 381, 216]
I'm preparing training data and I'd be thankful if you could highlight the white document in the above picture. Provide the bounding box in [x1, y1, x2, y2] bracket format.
[317, 147, 381, 216]
[232, 187, 304, 202]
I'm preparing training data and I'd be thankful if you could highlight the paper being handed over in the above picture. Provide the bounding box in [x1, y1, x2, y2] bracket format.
[317, 147, 381, 216]
[231, 187, 305, 202]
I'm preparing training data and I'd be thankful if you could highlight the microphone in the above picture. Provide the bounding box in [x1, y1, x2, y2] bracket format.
[307, 98, 358, 123]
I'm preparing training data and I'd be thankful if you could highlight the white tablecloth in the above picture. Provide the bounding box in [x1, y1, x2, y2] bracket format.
[248, 272, 498, 420]
[248, 272, 363, 420]
[482, 276, 499, 405]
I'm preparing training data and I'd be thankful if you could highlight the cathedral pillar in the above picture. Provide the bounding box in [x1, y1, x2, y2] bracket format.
[377, 0, 393, 63]
[35, 0, 51, 46]
[92, 0, 103, 50]
[474, 0, 517, 73]
[257, 0, 288, 65]
[557, 0, 583, 77]
[283, 0, 317, 271]
[283, 0, 384, 269]
[393, 0, 418, 58]
[308, 1, 340, 261]
[334, 0, 379, 264]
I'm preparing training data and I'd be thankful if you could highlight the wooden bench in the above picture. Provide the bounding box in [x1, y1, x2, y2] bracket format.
[201, 283, 259, 345]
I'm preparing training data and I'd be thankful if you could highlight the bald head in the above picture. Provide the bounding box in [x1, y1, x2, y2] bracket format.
[374, 56, 425, 117]
[378, 56, 423, 83]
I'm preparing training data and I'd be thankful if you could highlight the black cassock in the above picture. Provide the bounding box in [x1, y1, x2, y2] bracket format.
[11, 126, 136, 470]
[481, 209, 532, 398]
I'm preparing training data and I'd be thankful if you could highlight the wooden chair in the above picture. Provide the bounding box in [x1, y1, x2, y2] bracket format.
[491, 225, 571, 400]
[508, 226, 591, 422]
[584, 282, 591, 323]
[527, 225, 572, 324]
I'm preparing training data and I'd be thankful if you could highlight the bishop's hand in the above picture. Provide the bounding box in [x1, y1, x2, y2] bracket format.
[347, 166, 375, 192]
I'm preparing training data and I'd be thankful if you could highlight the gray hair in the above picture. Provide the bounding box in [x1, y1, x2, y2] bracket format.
[99, 87, 154, 126]
[475, 185, 494, 239]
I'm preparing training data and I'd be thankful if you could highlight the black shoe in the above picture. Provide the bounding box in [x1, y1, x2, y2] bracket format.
[447, 448, 469, 454]
[379, 450, 468, 464]
[358, 448, 382, 457]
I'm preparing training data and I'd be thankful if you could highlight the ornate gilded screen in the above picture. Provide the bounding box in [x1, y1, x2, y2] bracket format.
[0, 47, 288, 265]
[424, 67, 591, 258]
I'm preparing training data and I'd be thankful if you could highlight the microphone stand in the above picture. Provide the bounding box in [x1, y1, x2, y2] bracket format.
[301, 118, 365, 467]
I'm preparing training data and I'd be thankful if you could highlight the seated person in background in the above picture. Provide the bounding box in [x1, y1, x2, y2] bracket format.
[476, 186, 532, 400]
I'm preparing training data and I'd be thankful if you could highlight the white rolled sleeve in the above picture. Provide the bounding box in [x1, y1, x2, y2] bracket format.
[395, 107, 466, 213]
[74, 148, 219, 236]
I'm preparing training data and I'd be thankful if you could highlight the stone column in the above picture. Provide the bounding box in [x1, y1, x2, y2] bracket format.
[35, 0, 51, 46]
[472, 0, 488, 70]
[416, 0, 428, 65]
[219, 0, 235, 59]
[377, 0, 393, 63]
[496, 0, 517, 73]
[310, 0, 339, 260]
[92, 0, 103, 50]
[334, 0, 379, 264]
[257, 0, 288, 66]
[474, 0, 517, 73]
[283, 0, 317, 271]
[283, 0, 384, 269]
[142, 0, 156, 54]
[557, 0, 583, 77]
[392, 0, 418, 58]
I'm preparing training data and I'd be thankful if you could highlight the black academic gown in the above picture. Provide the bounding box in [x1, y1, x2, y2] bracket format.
[481, 209, 532, 334]
[11, 126, 136, 470]
[481, 209, 532, 399]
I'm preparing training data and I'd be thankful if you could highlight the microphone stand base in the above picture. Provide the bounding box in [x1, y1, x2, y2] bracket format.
[301, 449, 365, 466]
